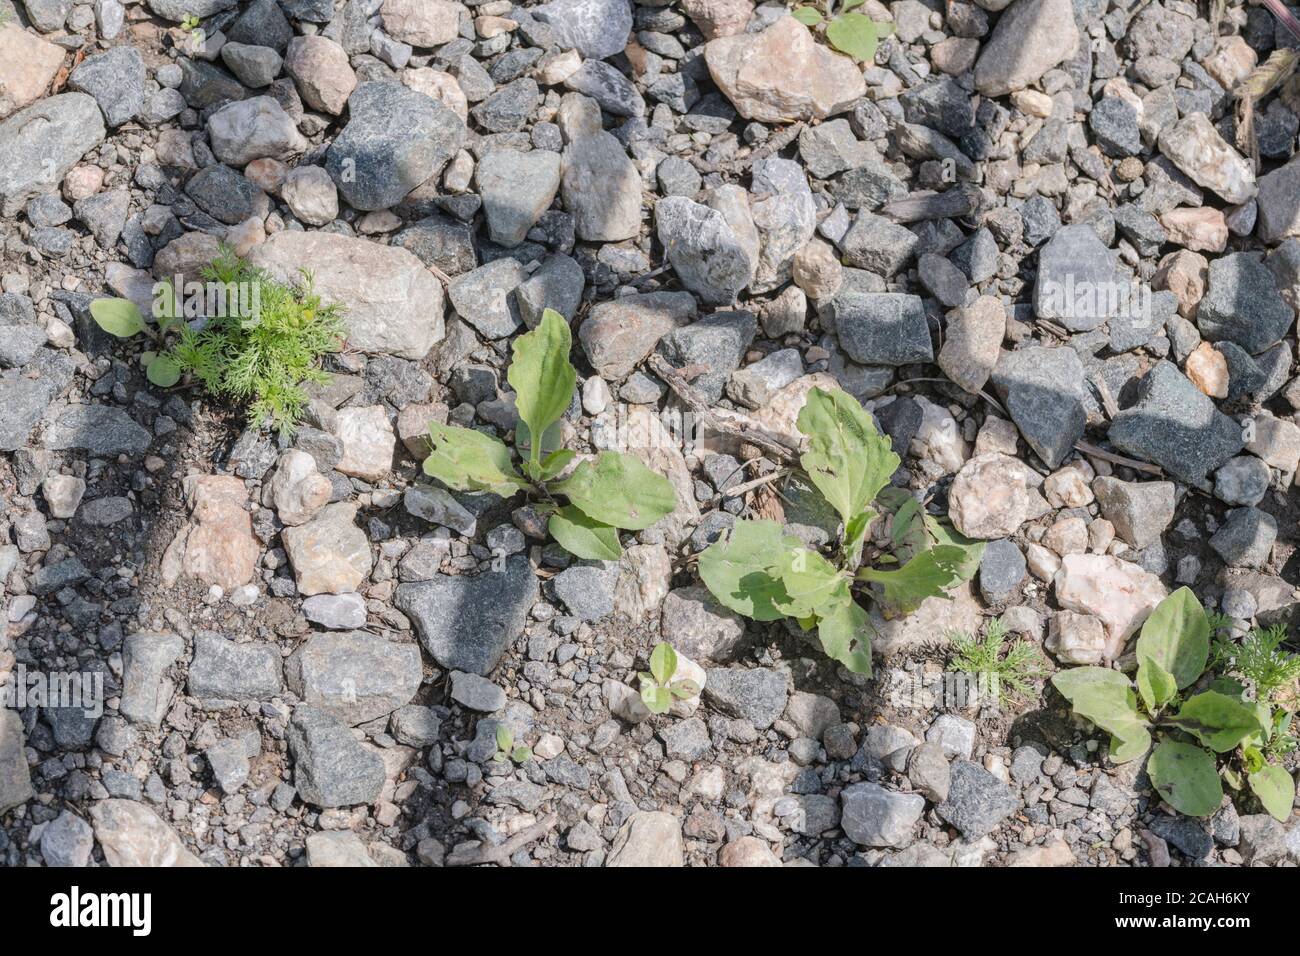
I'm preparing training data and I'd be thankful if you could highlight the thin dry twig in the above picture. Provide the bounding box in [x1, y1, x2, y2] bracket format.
[446, 814, 559, 867]
[690, 121, 807, 176]
[1074, 439, 1164, 476]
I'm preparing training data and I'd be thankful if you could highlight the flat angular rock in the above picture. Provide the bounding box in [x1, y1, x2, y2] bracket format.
[249, 231, 445, 359]
[1256, 154, 1300, 244]
[839, 212, 918, 276]
[829, 290, 932, 367]
[936, 760, 1019, 839]
[578, 291, 695, 380]
[281, 502, 373, 596]
[40, 810, 95, 867]
[0, 23, 66, 121]
[286, 632, 422, 725]
[563, 59, 644, 117]
[1053, 553, 1166, 659]
[0, 93, 105, 216]
[288, 706, 386, 808]
[988, 346, 1089, 469]
[326, 82, 465, 211]
[90, 799, 203, 867]
[68, 45, 145, 127]
[1158, 112, 1257, 204]
[1210, 507, 1277, 569]
[119, 632, 184, 728]
[840, 783, 924, 847]
[394, 556, 538, 675]
[658, 311, 757, 403]
[655, 196, 755, 305]
[1108, 360, 1245, 483]
[607, 810, 684, 867]
[750, 157, 816, 292]
[703, 666, 789, 729]
[207, 96, 307, 167]
[1033, 224, 1127, 332]
[1093, 477, 1175, 549]
[477, 149, 561, 247]
[561, 128, 642, 242]
[0, 707, 33, 815]
[381, 0, 464, 47]
[534, 0, 632, 59]
[448, 258, 526, 339]
[974, 0, 1079, 96]
[1195, 252, 1294, 356]
[705, 16, 864, 123]
[187, 633, 283, 702]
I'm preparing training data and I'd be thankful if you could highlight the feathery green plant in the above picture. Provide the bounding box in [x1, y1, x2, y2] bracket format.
[949, 617, 1047, 706]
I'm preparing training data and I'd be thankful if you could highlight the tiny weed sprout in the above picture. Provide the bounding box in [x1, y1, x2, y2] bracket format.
[89, 247, 344, 435]
[1051, 587, 1298, 822]
[638, 643, 700, 715]
[421, 309, 678, 560]
[948, 617, 1046, 707]
[792, 0, 895, 63]
[494, 724, 532, 764]
[698, 386, 982, 675]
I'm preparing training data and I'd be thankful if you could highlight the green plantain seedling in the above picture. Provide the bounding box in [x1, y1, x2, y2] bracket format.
[421, 308, 678, 560]
[494, 724, 532, 764]
[1052, 587, 1298, 822]
[638, 643, 700, 715]
[697, 386, 982, 675]
[791, 0, 895, 63]
[89, 246, 345, 435]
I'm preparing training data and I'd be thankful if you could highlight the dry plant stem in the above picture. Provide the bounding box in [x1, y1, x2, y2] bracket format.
[446, 814, 559, 866]
[691, 121, 807, 175]
[1074, 439, 1164, 476]
[1263, 0, 1300, 42]
[648, 354, 802, 461]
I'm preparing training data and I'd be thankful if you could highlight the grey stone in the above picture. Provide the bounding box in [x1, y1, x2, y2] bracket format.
[42, 404, 150, 456]
[1108, 360, 1245, 483]
[563, 60, 644, 117]
[907, 742, 951, 803]
[1210, 507, 1277, 569]
[1089, 96, 1141, 156]
[119, 632, 184, 727]
[326, 82, 466, 211]
[561, 128, 641, 242]
[703, 667, 789, 730]
[450, 671, 507, 712]
[448, 257, 527, 339]
[1033, 224, 1126, 331]
[979, 539, 1026, 603]
[301, 592, 367, 630]
[207, 96, 306, 166]
[1213, 456, 1271, 507]
[187, 632, 283, 702]
[828, 287, 932, 367]
[1238, 814, 1289, 865]
[0, 377, 54, 451]
[659, 585, 746, 664]
[390, 705, 441, 746]
[988, 345, 1089, 469]
[839, 212, 918, 276]
[533, 0, 632, 59]
[206, 738, 251, 794]
[840, 783, 924, 847]
[395, 556, 539, 675]
[1093, 477, 1176, 549]
[69, 46, 146, 127]
[515, 254, 585, 328]
[657, 311, 757, 403]
[659, 716, 711, 760]
[185, 163, 258, 225]
[551, 562, 619, 621]
[470, 77, 538, 133]
[0, 707, 34, 815]
[654, 196, 755, 305]
[798, 118, 873, 179]
[578, 291, 695, 379]
[1196, 252, 1294, 356]
[936, 760, 1019, 839]
[478, 149, 562, 247]
[749, 157, 816, 292]
[221, 42, 284, 88]
[40, 810, 95, 867]
[287, 706, 386, 808]
[0, 93, 106, 216]
[0, 294, 46, 368]
[286, 631, 422, 724]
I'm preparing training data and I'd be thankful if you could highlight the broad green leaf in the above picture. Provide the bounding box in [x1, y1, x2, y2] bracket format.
[816, 594, 873, 675]
[797, 387, 899, 528]
[495, 724, 513, 752]
[1148, 740, 1223, 817]
[670, 679, 699, 699]
[1137, 656, 1177, 714]
[146, 354, 182, 388]
[923, 516, 985, 583]
[792, 5, 823, 24]
[640, 680, 672, 715]
[552, 452, 677, 530]
[508, 309, 576, 466]
[858, 545, 968, 617]
[842, 508, 873, 568]
[890, 497, 923, 549]
[697, 519, 791, 621]
[773, 546, 846, 619]
[537, 447, 576, 482]
[423, 423, 528, 497]
[1167, 691, 1263, 753]
[1242, 744, 1266, 775]
[826, 12, 885, 63]
[548, 505, 622, 561]
[90, 297, 146, 338]
[510, 745, 533, 763]
[1135, 586, 1209, 691]
[1052, 666, 1151, 763]
[650, 642, 677, 686]
[841, 0, 867, 9]
[1248, 765, 1296, 822]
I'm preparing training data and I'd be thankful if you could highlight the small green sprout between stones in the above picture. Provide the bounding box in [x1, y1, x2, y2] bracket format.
[638, 643, 700, 715]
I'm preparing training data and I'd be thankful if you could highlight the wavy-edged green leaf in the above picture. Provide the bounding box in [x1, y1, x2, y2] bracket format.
[495, 724, 513, 753]
[773, 545, 846, 619]
[552, 451, 677, 530]
[423, 422, 528, 497]
[548, 505, 622, 561]
[146, 354, 182, 388]
[1136, 586, 1210, 692]
[1148, 740, 1223, 817]
[1052, 666, 1151, 763]
[697, 519, 790, 621]
[922, 516, 985, 582]
[1248, 764, 1296, 822]
[509, 308, 576, 466]
[859, 544, 969, 617]
[826, 11, 887, 63]
[537, 447, 576, 482]
[640, 678, 672, 715]
[816, 593, 873, 675]
[797, 387, 899, 528]
[90, 297, 146, 338]
[792, 5, 823, 24]
[1167, 690, 1264, 753]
